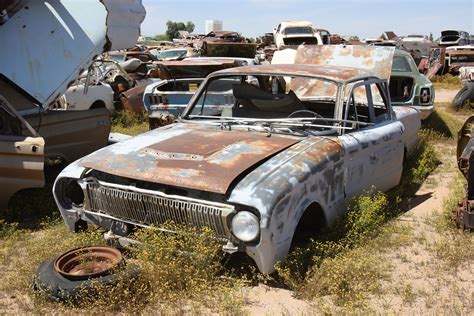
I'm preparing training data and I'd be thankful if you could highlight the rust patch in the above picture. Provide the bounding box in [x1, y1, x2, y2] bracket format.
[120, 85, 146, 113]
[80, 128, 301, 194]
[293, 45, 395, 80]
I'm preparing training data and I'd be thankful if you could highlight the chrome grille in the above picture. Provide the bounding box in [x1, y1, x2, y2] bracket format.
[85, 182, 232, 237]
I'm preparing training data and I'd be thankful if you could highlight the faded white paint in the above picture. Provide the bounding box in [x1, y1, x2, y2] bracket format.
[0, 0, 145, 108]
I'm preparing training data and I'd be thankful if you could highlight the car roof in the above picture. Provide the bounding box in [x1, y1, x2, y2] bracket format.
[394, 49, 412, 58]
[109, 51, 150, 56]
[161, 48, 189, 52]
[280, 21, 314, 28]
[210, 64, 376, 83]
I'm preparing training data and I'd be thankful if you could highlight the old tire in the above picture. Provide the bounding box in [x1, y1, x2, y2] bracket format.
[33, 258, 140, 302]
[452, 82, 474, 108]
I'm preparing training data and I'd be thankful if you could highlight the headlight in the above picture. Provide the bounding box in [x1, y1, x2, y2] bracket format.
[63, 179, 84, 207]
[231, 211, 260, 242]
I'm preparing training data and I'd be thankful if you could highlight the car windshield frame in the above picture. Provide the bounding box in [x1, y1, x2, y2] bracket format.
[283, 26, 314, 35]
[179, 72, 357, 135]
[179, 70, 391, 136]
[157, 50, 187, 60]
[391, 55, 414, 72]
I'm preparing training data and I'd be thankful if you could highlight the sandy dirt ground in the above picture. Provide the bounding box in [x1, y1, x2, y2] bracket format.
[435, 89, 458, 103]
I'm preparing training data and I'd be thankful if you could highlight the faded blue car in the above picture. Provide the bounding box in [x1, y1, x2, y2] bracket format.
[53, 47, 420, 273]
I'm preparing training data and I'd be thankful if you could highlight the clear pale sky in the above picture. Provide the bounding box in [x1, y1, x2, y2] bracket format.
[141, 0, 473, 40]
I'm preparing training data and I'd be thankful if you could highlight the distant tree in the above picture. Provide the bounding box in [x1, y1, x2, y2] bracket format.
[153, 34, 168, 41]
[165, 20, 195, 40]
[185, 21, 195, 33]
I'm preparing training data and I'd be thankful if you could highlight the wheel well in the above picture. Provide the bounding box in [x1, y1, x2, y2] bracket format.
[291, 202, 327, 247]
[90, 100, 106, 109]
[402, 146, 408, 168]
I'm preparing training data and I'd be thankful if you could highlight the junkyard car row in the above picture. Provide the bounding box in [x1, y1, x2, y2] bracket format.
[0, 0, 472, 276]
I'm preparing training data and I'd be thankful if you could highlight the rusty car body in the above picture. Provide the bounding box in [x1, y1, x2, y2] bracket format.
[108, 51, 157, 63]
[58, 59, 135, 113]
[274, 46, 434, 120]
[121, 59, 240, 114]
[453, 116, 474, 229]
[0, 95, 45, 210]
[53, 46, 421, 273]
[143, 58, 255, 127]
[445, 46, 474, 76]
[0, 0, 145, 209]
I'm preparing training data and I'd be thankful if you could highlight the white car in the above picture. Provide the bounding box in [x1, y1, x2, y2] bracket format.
[154, 48, 197, 61]
[59, 60, 134, 114]
[273, 21, 323, 50]
[60, 85, 114, 113]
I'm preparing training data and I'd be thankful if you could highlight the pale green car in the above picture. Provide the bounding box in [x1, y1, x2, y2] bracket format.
[390, 50, 434, 120]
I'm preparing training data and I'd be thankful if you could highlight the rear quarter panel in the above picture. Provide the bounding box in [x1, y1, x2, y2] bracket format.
[392, 106, 421, 155]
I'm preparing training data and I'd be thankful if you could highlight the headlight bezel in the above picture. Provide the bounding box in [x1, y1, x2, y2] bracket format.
[230, 210, 260, 243]
[58, 178, 85, 209]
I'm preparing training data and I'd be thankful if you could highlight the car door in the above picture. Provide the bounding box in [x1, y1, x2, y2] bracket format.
[0, 96, 44, 209]
[24, 107, 110, 164]
[339, 80, 404, 200]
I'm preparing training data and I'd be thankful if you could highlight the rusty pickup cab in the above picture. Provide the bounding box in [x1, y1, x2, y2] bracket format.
[0, 0, 145, 209]
[53, 47, 420, 273]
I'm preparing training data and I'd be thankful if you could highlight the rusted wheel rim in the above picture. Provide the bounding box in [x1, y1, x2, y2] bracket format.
[54, 246, 122, 280]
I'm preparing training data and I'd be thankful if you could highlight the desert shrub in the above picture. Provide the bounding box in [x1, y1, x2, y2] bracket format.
[302, 246, 385, 307]
[1, 223, 244, 313]
[276, 128, 439, 306]
[111, 110, 149, 136]
[431, 74, 463, 89]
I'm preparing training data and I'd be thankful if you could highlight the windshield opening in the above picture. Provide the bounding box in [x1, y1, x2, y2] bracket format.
[283, 27, 314, 35]
[183, 74, 341, 134]
[391, 56, 412, 72]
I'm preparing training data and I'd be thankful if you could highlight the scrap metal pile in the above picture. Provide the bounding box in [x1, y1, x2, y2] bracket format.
[455, 117, 474, 229]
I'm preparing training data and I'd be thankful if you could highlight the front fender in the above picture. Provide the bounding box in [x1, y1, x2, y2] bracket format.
[52, 159, 88, 231]
[228, 137, 345, 273]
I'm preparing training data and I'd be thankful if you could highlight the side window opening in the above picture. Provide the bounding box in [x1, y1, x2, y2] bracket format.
[344, 85, 371, 131]
[0, 98, 23, 136]
[343, 80, 390, 132]
[371, 83, 390, 122]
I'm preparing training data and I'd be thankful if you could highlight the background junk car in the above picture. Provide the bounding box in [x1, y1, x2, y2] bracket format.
[0, 0, 145, 209]
[53, 46, 421, 273]
[389, 50, 434, 120]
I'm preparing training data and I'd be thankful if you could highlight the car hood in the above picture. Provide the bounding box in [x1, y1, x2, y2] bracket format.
[294, 45, 395, 81]
[79, 124, 301, 194]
